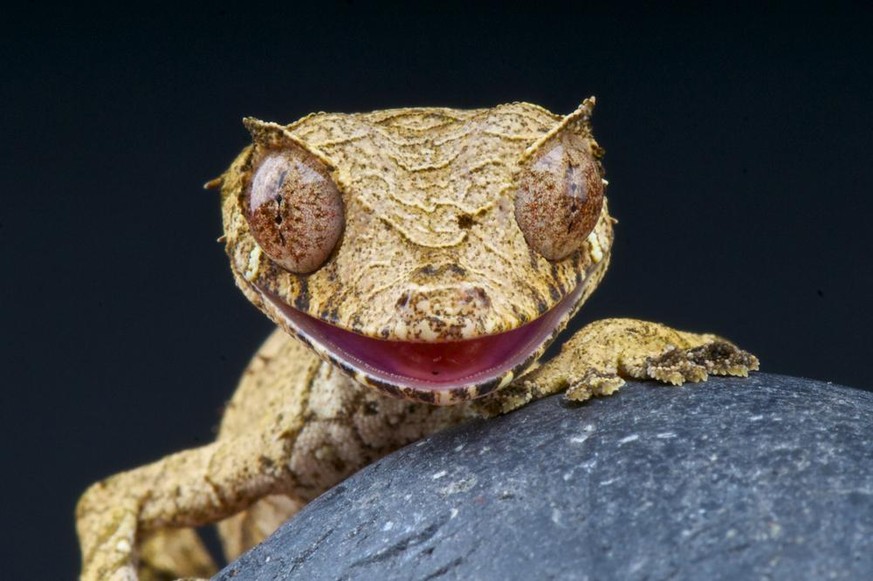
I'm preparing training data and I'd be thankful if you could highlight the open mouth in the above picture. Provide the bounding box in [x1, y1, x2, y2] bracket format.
[260, 284, 582, 394]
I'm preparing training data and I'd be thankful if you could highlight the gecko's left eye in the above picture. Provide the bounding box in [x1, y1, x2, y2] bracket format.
[514, 133, 604, 260]
[245, 146, 344, 274]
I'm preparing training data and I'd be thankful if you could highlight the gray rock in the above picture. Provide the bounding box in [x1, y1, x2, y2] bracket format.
[216, 373, 873, 580]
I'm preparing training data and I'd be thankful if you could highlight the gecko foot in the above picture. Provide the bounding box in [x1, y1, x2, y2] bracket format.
[646, 340, 759, 386]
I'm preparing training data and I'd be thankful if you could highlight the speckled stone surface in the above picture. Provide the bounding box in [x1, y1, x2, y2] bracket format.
[216, 373, 873, 580]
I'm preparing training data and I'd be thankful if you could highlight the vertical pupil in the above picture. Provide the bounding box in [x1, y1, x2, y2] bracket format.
[515, 134, 603, 261]
[249, 155, 291, 212]
[245, 149, 345, 274]
[565, 163, 586, 201]
[273, 172, 285, 223]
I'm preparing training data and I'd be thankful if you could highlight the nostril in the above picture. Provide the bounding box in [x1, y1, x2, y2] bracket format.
[395, 291, 412, 310]
[463, 286, 491, 309]
[411, 264, 468, 279]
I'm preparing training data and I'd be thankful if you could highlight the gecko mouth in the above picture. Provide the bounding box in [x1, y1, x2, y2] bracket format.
[260, 284, 582, 396]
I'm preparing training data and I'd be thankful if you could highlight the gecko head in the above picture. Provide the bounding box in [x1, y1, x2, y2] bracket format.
[215, 100, 614, 404]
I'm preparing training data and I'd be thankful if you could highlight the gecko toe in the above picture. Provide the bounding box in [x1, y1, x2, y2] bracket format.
[647, 341, 759, 385]
[565, 370, 625, 402]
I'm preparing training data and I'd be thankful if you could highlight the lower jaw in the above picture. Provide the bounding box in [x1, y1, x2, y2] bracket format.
[259, 284, 583, 397]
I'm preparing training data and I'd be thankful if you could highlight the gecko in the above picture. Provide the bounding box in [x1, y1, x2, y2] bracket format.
[76, 99, 758, 580]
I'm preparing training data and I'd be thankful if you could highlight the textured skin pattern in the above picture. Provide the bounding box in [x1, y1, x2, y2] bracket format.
[223, 101, 610, 341]
[75, 101, 758, 580]
[215, 332, 478, 559]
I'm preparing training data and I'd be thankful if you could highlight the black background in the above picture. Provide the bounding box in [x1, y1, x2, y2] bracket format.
[3, 4, 872, 578]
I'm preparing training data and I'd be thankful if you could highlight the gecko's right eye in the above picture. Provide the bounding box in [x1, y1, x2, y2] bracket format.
[514, 132, 604, 261]
[245, 146, 344, 274]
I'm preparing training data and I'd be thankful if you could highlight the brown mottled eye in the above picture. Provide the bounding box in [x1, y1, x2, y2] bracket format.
[515, 133, 604, 260]
[245, 146, 344, 274]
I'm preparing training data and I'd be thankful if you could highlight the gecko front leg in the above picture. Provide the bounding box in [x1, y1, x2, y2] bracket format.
[475, 318, 759, 417]
[76, 421, 302, 580]
[76, 331, 476, 580]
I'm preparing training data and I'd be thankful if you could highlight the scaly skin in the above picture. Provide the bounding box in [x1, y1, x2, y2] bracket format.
[76, 100, 758, 580]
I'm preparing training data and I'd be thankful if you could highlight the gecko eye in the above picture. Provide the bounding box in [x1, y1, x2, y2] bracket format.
[245, 146, 344, 274]
[514, 133, 604, 260]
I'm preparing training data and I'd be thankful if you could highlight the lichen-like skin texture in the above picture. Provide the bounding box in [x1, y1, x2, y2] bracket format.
[75, 100, 759, 580]
[228, 103, 606, 338]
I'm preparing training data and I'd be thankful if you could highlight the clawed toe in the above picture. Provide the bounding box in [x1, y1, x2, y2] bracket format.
[565, 370, 625, 402]
[647, 341, 760, 385]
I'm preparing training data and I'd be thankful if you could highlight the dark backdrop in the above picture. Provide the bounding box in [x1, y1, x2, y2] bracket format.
[3, 4, 872, 578]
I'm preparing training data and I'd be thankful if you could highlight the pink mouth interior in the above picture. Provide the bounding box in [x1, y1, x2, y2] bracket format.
[263, 286, 580, 392]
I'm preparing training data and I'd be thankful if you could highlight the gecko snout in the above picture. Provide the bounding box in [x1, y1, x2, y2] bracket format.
[394, 284, 492, 340]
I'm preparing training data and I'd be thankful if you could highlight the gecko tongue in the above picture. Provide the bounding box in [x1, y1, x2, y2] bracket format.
[263, 286, 581, 393]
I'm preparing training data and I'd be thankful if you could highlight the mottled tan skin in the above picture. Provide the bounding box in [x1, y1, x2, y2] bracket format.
[76, 100, 758, 580]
